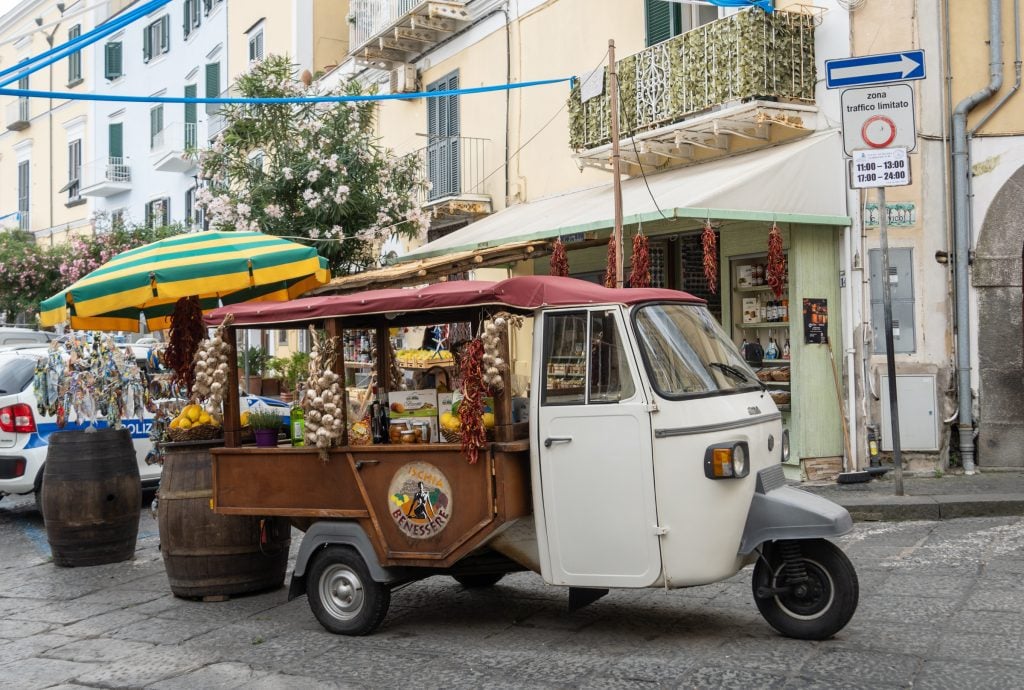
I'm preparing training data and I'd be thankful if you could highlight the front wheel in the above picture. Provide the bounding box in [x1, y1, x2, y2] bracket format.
[752, 539, 858, 640]
[307, 546, 390, 636]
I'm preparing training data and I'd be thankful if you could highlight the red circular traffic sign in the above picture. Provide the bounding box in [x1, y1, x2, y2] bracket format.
[861, 115, 898, 148]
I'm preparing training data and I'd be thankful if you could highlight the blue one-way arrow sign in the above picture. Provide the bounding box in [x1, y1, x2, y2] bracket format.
[825, 50, 925, 89]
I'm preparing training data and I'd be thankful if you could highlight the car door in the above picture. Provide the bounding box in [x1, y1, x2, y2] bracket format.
[535, 308, 661, 588]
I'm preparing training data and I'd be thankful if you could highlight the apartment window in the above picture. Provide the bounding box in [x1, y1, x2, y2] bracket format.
[145, 197, 170, 228]
[248, 29, 264, 62]
[644, 0, 718, 47]
[104, 41, 123, 79]
[203, 0, 224, 15]
[426, 71, 460, 201]
[16, 70, 28, 123]
[183, 0, 201, 38]
[185, 187, 202, 228]
[67, 24, 82, 85]
[67, 140, 82, 203]
[250, 151, 264, 172]
[205, 61, 220, 114]
[111, 209, 126, 230]
[17, 161, 29, 231]
[143, 16, 170, 62]
[184, 84, 197, 149]
[150, 104, 164, 150]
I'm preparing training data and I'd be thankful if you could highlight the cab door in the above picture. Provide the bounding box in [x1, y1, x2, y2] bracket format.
[534, 308, 661, 588]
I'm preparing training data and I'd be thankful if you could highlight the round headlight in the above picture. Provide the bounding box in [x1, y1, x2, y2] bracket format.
[781, 429, 791, 463]
[732, 443, 748, 477]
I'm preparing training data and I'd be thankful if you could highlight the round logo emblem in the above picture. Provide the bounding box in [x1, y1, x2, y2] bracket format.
[387, 462, 452, 539]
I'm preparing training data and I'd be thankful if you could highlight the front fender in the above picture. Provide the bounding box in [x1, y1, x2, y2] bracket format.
[288, 521, 414, 601]
[738, 466, 853, 555]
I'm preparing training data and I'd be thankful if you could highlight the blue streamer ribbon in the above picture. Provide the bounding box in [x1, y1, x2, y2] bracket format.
[707, 0, 774, 12]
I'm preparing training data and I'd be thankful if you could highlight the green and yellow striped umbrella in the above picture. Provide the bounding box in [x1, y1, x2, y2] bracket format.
[40, 231, 330, 332]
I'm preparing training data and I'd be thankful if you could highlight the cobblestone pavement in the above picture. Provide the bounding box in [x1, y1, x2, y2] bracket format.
[2, 494, 1023, 689]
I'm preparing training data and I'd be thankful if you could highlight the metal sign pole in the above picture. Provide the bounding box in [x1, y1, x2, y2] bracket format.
[876, 185, 904, 496]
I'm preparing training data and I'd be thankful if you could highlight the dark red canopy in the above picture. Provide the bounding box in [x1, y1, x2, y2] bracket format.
[204, 275, 702, 327]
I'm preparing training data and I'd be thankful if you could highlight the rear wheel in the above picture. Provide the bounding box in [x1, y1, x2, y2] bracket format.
[753, 539, 858, 640]
[453, 573, 505, 588]
[307, 546, 390, 636]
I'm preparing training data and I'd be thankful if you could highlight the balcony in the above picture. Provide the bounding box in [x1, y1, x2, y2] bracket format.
[152, 122, 198, 173]
[349, 0, 469, 69]
[80, 157, 132, 197]
[5, 98, 29, 131]
[416, 135, 492, 231]
[569, 8, 818, 174]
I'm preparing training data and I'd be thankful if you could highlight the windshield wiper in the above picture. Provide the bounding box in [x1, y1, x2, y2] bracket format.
[707, 361, 752, 384]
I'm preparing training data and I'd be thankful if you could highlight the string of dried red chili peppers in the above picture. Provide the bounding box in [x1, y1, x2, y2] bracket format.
[550, 238, 570, 277]
[458, 338, 487, 465]
[630, 230, 651, 288]
[767, 222, 787, 299]
[702, 221, 718, 294]
[604, 232, 617, 288]
[165, 296, 205, 395]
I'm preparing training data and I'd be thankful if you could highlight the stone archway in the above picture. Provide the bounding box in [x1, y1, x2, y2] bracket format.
[975, 164, 1024, 467]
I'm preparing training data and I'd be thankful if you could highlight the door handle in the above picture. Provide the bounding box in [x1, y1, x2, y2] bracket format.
[544, 436, 573, 448]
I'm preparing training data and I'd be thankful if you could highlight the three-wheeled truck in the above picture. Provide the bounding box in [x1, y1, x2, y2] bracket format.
[204, 276, 858, 640]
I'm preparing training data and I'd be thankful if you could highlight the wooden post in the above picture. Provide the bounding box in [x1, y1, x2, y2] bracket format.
[609, 38, 624, 289]
[375, 322, 390, 396]
[223, 327, 241, 448]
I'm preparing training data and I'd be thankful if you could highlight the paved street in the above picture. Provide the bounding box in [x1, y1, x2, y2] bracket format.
[1, 495, 1023, 689]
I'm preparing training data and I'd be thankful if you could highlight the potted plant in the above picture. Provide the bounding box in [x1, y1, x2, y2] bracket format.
[263, 356, 288, 398]
[237, 346, 268, 395]
[282, 351, 310, 402]
[248, 407, 282, 447]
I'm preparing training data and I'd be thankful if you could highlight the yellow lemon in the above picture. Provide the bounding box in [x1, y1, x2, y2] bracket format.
[169, 417, 181, 429]
[198, 413, 212, 426]
[482, 412, 496, 429]
[240, 411, 251, 426]
[186, 406, 201, 423]
[440, 412, 454, 428]
[178, 418, 193, 430]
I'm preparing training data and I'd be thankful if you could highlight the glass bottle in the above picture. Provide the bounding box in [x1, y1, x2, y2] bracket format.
[290, 395, 305, 447]
[377, 388, 391, 444]
[370, 386, 383, 444]
[783, 339, 791, 360]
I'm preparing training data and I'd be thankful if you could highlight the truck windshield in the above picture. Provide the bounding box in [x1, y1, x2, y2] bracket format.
[633, 303, 760, 398]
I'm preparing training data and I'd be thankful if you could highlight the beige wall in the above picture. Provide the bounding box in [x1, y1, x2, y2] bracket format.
[374, 0, 644, 210]
[314, 1, 347, 74]
[950, 0, 1023, 135]
[0, 0, 92, 241]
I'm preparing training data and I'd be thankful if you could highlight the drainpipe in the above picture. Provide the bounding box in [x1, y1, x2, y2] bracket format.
[950, 0, 1003, 474]
[971, 0, 1021, 135]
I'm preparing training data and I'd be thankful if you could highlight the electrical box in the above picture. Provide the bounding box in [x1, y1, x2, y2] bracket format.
[879, 374, 938, 451]
[390, 64, 418, 94]
[869, 248, 915, 353]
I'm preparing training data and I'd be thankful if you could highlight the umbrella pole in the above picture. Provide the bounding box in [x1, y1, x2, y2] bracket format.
[243, 330, 250, 394]
[224, 327, 242, 448]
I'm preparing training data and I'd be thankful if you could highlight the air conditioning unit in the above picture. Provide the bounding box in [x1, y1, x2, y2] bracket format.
[390, 63, 418, 95]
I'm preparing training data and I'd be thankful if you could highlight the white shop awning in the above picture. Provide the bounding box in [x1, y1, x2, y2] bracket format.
[401, 130, 851, 262]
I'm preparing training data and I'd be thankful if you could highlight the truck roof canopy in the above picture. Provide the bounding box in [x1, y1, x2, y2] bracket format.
[204, 275, 702, 328]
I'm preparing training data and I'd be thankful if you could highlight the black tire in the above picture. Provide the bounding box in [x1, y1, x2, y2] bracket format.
[307, 546, 390, 636]
[453, 573, 505, 588]
[752, 539, 859, 640]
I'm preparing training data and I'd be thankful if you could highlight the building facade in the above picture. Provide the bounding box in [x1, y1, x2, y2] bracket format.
[0, 0, 96, 245]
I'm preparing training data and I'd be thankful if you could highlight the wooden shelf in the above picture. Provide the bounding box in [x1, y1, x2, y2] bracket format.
[762, 359, 791, 364]
[735, 322, 790, 329]
[735, 285, 788, 293]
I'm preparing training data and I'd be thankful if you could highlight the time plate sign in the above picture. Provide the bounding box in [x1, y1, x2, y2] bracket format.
[850, 148, 910, 189]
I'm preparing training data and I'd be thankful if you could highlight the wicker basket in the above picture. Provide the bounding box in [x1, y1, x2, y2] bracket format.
[440, 427, 495, 443]
[166, 424, 223, 443]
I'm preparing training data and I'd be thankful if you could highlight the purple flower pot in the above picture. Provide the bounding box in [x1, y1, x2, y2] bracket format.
[254, 429, 278, 447]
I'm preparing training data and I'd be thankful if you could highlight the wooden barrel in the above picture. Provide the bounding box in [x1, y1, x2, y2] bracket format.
[158, 442, 290, 599]
[42, 428, 141, 567]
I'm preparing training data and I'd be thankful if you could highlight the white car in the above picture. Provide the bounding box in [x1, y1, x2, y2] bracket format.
[0, 344, 289, 503]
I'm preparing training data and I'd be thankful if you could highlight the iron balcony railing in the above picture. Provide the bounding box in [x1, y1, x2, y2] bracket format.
[349, 0, 422, 53]
[151, 122, 198, 152]
[569, 8, 817, 151]
[83, 156, 131, 185]
[415, 135, 489, 204]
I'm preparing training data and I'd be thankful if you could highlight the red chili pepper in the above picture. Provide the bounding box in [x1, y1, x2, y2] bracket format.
[767, 222, 787, 299]
[550, 238, 570, 277]
[604, 233, 617, 289]
[458, 338, 487, 464]
[629, 231, 651, 288]
[702, 222, 718, 295]
[165, 296, 204, 395]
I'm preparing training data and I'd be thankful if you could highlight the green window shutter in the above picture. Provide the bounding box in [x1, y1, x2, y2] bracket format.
[205, 61, 220, 98]
[183, 0, 191, 37]
[143, 22, 152, 61]
[161, 15, 170, 52]
[150, 106, 164, 147]
[104, 42, 122, 79]
[109, 122, 123, 159]
[184, 84, 197, 124]
[67, 25, 81, 83]
[645, 0, 680, 46]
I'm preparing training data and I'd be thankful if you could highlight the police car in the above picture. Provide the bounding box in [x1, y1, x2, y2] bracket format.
[0, 344, 288, 504]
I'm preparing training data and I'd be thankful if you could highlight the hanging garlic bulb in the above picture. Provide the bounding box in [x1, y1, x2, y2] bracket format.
[186, 315, 234, 419]
[301, 325, 344, 450]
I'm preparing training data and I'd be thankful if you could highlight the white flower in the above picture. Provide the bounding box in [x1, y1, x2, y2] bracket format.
[236, 202, 251, 218]
[307, 169, 321, 183]
[324, 154, 339, 172]
[282, 167, 294, 180]
[309, 227, 320, 239]
[265, 204, 284, 219]
[330, 224, 343, 237]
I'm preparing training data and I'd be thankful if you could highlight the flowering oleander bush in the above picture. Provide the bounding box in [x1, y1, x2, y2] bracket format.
[58, 215, 182, 285]
[195, 55, 429, 274]
[0, 230, 66, 322]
